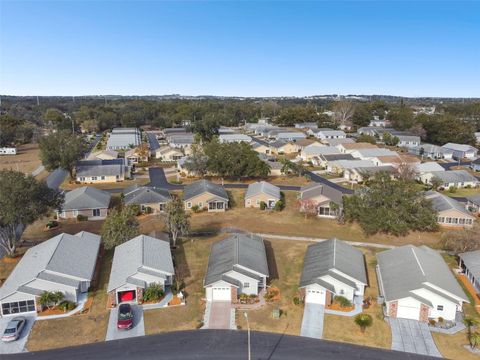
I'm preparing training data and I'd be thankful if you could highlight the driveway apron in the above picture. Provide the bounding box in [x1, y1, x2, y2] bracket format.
[389, 318, 442, 358]
[106, 304, 145, 341]
[300, 303, 324, 339]
[0, 313, 36, 354]
[207, 301, 232, 329]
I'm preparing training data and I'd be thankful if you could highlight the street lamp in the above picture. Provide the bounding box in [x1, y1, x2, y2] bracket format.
[244, 312, 251, 360]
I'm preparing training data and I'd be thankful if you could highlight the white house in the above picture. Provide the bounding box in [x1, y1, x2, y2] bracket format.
[204, 234, 269, 302]
[0, 147, 17, 155]
[0, 232, 101, 315]
[300, 239, 367, 305]
[107, 234, 174, 306]
[377, 245, 468, 322]
[218, 134, 252, 143]
[396, 135, 421, 148]
[409, 144, 453, 160]
[313, 129, 346, 140]
[442, 143, 478, 160]
[419, 170, 479, 189]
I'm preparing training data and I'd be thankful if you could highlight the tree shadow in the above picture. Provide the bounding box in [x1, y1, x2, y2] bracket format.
[173, 238, 191, 281]
[264, 240, 279, 281]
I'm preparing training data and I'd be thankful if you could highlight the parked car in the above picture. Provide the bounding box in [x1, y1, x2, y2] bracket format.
[45, 220, 59, 230]
[2, 317, 26, 342]
[117, 303, 134, 330]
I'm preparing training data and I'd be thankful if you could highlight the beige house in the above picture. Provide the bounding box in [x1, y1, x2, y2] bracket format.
[425, 191, 476, 227]
[155, 146, 184, 161]
[245, 181, 281, 209]
[298, 183, 344, 218]
[123, 185, 172, 213]
[58, 186, 111, 220]
[336, 142, 378, 154]
[125, 147, 149, 165]
[90, 150, 119, 160]
[269, 141, 298, 155]
[184, 180, 229, 212]
[251, 140, 271, 155]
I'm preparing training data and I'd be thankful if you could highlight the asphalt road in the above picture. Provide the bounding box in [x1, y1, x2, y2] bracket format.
[4, 329, 437, 360]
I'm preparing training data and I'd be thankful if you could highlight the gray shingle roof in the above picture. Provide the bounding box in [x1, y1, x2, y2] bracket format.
[300, 239, 367, 287]
[183, 180, 228, 201]
[63, 186, 111, 211]
[319, 154, 355, 162]
[442, 143, 477, 152]
[459, 250, 480, 284]
[299, 183, 344, 206]
[377, 245, 468, 303]
[428, 170, 478, 184]
[204, 234, 269, 286]
[425, 190, 473, 216]
[467, 194, 480, 206]
[107, 234, 174, 292]
[76, 159, 126, 177]
[245, 181, 280, 200]
[0, 232, 101, 301]
[123, 185, 171, 205]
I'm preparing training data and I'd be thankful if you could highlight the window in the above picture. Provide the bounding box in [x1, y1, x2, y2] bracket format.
[437, 305, 444, 311]
[247, 199, 251, 205]
[243, 283, 250, 288]
[79, 177, 85, 182]
[339, 289, 345, 295]
[198, 202, 203, 208]
[91, 176, 98, 181]
[101, 176, 106, 180]
[92, 209, 100, 217]
[256, 199, 260, 205]
[187, 202, 192, 208]
[73, 210, 78, 217]
[459, 218, 466, 224]
[159, 203, 165, 212]
[467, 219, 473, 225]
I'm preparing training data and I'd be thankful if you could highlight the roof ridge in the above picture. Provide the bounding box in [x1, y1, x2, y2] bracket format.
[411, 247, 426, 277]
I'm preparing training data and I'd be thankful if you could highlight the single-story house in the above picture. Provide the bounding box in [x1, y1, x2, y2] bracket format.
[295, 122, 318, 130]
[76, 159, 130, 183]
[409, 144, 453, 160]
[298, 183, 343, 218]
[419, 170, 479, 189]
[300, 239, 367, 305]
[251, 139, 271, 155]
[344, 165, 396, 183]
[321, 138, 355, 147]
[326, 159, 376, 175]
[184, 179, 229, 212]
[425, 191, 476, 227]
[377, 245, 468, 322]
[336, 142, 378, 154]
[271, 131, 307, 142]
[316, 153, 355, 168]
[350, 148, 398, 161]
[414, 162, 446, 175]
[106, 128, 141, 150]
[442, 143, 478, 160]
[219, 134, 252, 143]
[269, 140, 298, 155]
[125, 148, 149, 165]
[294, 139, 322, 152]
[90, 150, 119, 160]
[263, 158, 283, 176]
[471, 158, 480, 172]
[123, 185, 171, 213]
[313, 129, 347, 140]
[396, 135, 421, 148]
[0, 232, 101, 315]
[459, 251, 480, 293]
[466, 194, 480, 213]
[107, 234, 174, 306]
[300, 145, 340, 162]
[204, 233, 269, 302]
[155, 146, 184, 161]
[58, 186, 111, 220]
[168, 134, 194, 149]
[245, 181, 281, 209]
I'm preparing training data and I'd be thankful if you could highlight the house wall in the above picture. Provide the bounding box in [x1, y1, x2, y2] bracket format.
[437, 209, 475, 227]
[245, 193, 279, 208]
[329, 268, 366, 296]
[413, 288, 459, 321]
[76, 175, 122, 183]
[320, 275, 355, 302]
[23, 279, 79, 302]
[59, 208, 108, 220]
[225, 270, 260, 296]
[184, 193, 228, 212]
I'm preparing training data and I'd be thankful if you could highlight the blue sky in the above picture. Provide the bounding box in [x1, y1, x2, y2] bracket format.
[1, 1, 479, 97]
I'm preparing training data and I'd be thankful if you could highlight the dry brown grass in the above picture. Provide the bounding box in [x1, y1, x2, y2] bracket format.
[0, 143, 42, 174]
[60, 177, 149, 190]
[26, 250, 113, 351]
[432, 331, 478, 360]
[21, 218, 105, 242]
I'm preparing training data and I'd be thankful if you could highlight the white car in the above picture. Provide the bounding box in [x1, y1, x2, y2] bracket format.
[2, 316, 26, 342]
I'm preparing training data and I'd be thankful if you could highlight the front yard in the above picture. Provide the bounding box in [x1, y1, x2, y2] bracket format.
[59, 177, 149, 190]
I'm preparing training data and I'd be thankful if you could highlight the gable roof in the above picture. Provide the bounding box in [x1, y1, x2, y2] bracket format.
[377, 245, 468, 303]
[304, 145, 340, 156]
[442, 143, 478, 153]
[0, 232, 101, 301]
[300, 239, 367, 287]
[245, 181, 280, 200]
[414, 162, 445, 173]
[183, 180, 228, 201]
[62, 186, 111, 211]
[459, 251, 480, 285]
[467, 194, 480, 206]
[299, 183, 343, 206]
[76, 159, 126, 177]
[107, 234, 174, 292]
[425, 190, 474, 217]
[427, 170, 478, 184]
[123, 185, 171, 205]
[338, 142, 378, 150]
[204, 234, 269, 286]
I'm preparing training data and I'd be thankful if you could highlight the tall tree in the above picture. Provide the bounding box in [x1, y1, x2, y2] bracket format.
[39, 131, 86, 179]
[191, 116, 219, 142]
[0, 170, 63, 256]
[101, 206, 139, 250]
[332, 100, 355, 128]
[162, 198, 190, 247]
[184, 143, 209, 177]
[442, 222, 480, 253]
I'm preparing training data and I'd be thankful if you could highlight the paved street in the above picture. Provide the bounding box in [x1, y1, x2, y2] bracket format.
[105, 304, 145, 341]
[389, 318, 442, 358]
[0, 314, 36, 354]
[300, 303, 324, 339]
[5, 329, 438, 360]
[207, 301, 232, 329]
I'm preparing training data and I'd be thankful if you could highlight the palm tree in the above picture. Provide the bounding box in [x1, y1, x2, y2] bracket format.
[354, 313, 373, 334]
[39, 291, 55, 310]
[464, 316, 478, 347]
[469, 331, 480, 350]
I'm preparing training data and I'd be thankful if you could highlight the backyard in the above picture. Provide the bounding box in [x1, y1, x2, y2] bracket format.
[0, 143, 42, 174]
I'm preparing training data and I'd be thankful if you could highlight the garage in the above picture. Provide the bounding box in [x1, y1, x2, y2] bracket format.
[396, 304, 420, 320]
[305, 288, 326, 305]
[211, 287, 231, 301]
[117, 290, 136, 304]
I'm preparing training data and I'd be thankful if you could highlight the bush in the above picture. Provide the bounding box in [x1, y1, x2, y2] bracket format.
[144, 206, 153, 214]
[143, 283, 164, 302]
[293, 296, 300, 306]
[438, 316, 444, 323]
[334, 295, 352, 308]
[191, 205, 201, 213]
[274, 200, 284, 211]
[448, 186, 457, 193]
[354, 313, 373, 333]
[58, 300, 76, 311]
[429, 319, 436, 326]
[259, 201, 267, 210]
[128, 204, 142, 216]
[76, 214, 88, 222]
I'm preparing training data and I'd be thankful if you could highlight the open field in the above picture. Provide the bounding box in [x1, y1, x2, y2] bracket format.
[27, 250, 113, 351]
[0, 143, 42, 174]
[21, 218, 105, 242]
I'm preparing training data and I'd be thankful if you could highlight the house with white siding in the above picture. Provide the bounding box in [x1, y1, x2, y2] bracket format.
[441, 143, 478, 160]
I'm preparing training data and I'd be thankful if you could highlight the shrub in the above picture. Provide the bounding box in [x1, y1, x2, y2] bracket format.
[259, 201, 267, 210]
[448, 186, 457, 193]
[438, 316, 444, 323]
[274, 200, 284, 211]
[293, 296, 300, 306]
[76, 214, 88, 222]
[429, 319, 436, 326]
[129, 204, 142, 216]
[144, 206, 153, 214]
[354, 313, 373, 333]
[334, 295, 352, 308]
[58, 300, 76, 311]
[191, 205, 200, 213]
[143, 283, 164, 302]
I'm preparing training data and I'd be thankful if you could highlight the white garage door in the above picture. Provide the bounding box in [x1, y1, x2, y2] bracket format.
[305, 288, 326, 305]
[212, 287, 231, 301]
[396, 305, 420, 320]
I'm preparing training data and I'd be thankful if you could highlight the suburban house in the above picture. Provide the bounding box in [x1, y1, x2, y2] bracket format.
[155, 146, 184, 161]
[168, 133, 194, 150]
[107, 234, 174, 306]
[336, 142, 378, 154]
[218, 126, 236, 134]
[251, 139, 271, 155]
[458, 251, 480, 293]
[295, 122, 318, 130]
[441, 143, 478, 160]
[244, 181, 281, 209]
[373, 154, 420, 168]
[316, 153, 355, 168]
[294, 139, 322, 152]
[218, 134, 252, 143]
[58, 186, 111, 220]
[183, 179, 229, 212]
[471, 158, 480, 172]
[269, 140, 298, 155]
[414, 162, 446, 175]
[300, 239, 368, 305]
[321, 138, 355, 146]
[204, 233, 269, 302]
[0, 232, 101, 316]
[377, 245, 468, 322]
[106, 127, 141, 150]
[76, 159, 130, 183]
[343, 165, 396, 183]
[163, 127, 187, 138]
[270, 131, 307, 141]
[300, 145, 340, 162]
[123, 185, 171, 213]
[125, 147, 149, 165]
[298, 183, 343, 218]
[396, 135, 421, 148]
[409, 144, 453, 160]
[326, 159, 375, 174]
[313, 129, 347, 140]
[419, 170, 479, 189]
[89, 150, 118, 160]
[467, 194, 480, 213]
[350, 148, 398, 161]
[425, 191, 476, 227]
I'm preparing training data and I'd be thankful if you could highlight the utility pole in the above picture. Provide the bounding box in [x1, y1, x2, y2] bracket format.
[244, 312, 251, 360]
[36, 96, 40, 106]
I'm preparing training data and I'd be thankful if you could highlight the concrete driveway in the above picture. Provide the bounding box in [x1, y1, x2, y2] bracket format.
[389, 318, 442, 357]
[106, 304, 145, 341]
[300, 303, 324, 339]
[207, 302, 232, 329]
[0, 314, 36, 354]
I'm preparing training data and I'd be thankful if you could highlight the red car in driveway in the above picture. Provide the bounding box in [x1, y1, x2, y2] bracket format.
[117, 303, 134, 330]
